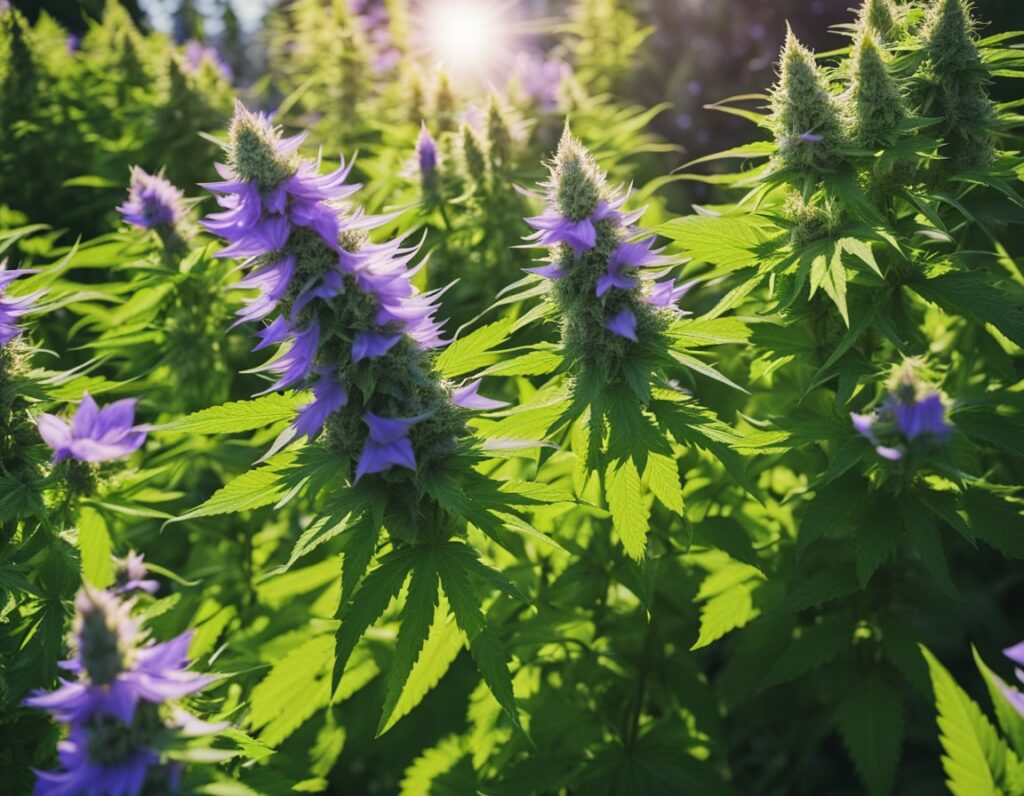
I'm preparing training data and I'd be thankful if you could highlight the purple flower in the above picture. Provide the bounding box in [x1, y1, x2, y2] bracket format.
[525, 195, 641, 256]
[596, 239, 671, 297]
[451, 379, 510, 411]
[66, 33, 81, 53]
[895, 394, 952, 442]
[647, 278, 697, 312]
[851, 379, 953, 462]
[113, 551, 160, 595]
[606, 308, 638, 342]
[352, 331, 402, 362]
[253, 321, 320, 394]
[0, 267, 44, 345]
[293, 374, 348, 440]
[117, 167, 186, 230]
[999, 641, 1024, 717]
[183, 39, 232, 81]
[797, 132, 825, 143]
[25, 588, 221, 796]
[37, 392, 148, 464]
[355, 412, 428, 481]
[26, 590, 214, 726]
[417, 123, 438, 177]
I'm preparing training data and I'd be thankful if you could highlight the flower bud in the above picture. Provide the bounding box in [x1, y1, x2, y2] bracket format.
[770, 29, 846, 177]
[849, 31, 906, 150]
[228, 101, 298, 188]
[858, 0, 897, 42]
[918, 0, 993, 168]
[460, 123, 490, 188]
[74, 588, 135, 686]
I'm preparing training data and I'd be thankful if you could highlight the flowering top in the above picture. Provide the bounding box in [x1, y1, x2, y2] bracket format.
[25, 587, 220, 796]
[851, 365, 954, 461]
[202, 102, 473, 483]
[416, 122, 438, 178]
[117, 167, 187, 230]
[36, 392, 148, 464]
[0, 266, 43, 345]
[523, 128, 690, 362]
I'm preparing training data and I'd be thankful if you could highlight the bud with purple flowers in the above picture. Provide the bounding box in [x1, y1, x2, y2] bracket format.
[851, 362, 954, 462]
[24, 585, 224, 795]
[202, 102, 490, 484]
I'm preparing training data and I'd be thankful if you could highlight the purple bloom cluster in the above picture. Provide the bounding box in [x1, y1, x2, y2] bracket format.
[25, 585, 220, 795]
[203, 103, 476, 480]
[37, 392, 148, 464]
[117, 167, 187, 231]
[524, 130, 693, 343]
[0, 266, 44, 346]
[183, 39, 233, 81]
[851, 368, 953, 461]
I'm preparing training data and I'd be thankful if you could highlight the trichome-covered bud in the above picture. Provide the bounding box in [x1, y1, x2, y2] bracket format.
[552, 126, 603, 222]
[486, 95, 515, 170]
[918, 0, 994, 168]
[770, 29, 846, 177]
[433, 68, 457, 132]
[416, 122, 440, 197]
[858, 0, 898, 43]
[849, 30, 906, 150]
[460, 123, 490, 188]
[525, 129, 685, 375]
[73, 588, 135, 686]
[228, 101, 300, 188]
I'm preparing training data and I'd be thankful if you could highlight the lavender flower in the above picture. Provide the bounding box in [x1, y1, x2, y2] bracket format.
[113, 551, 160, 595]
[25, 587, 220, 796]
[66, 33, 81, 53]
[606, 308, 638, 342]
[417, 122, 438, 180]
[117, 167, 187, 230]
[647, 277, 697, 312]
[183, 39, 232, 81]
[355, 412, 428, 481]
[851, 365, 953, 461]
[525, 196, 635, 256]
[0, 266, 44, 345]
[596, 239, 671, 297]
[294, 373, 348, 441]
[36, 392, 148, 464]
[999, 641, 1024, 717]
[451, 379, 509, 411]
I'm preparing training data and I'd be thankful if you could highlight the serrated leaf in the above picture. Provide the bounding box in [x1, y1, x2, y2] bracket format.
[434, 547, 519, 729]
[162, 393, 303, 435]
[691, 581, 758, 650]
[923, 645, 1007, 796]
[856, 504, 902, 587]
[606, 458, 650, 560]
[377, 556, 440, 736]
[333, 547, 418, 692]
[436, 318, 515, 378]
[379, 591, 466, 736]
[642, 452, 684, 515]
[910, 272, 1024, 348]
[835, 677, 904, 796]
[973, 647, 1024, 760]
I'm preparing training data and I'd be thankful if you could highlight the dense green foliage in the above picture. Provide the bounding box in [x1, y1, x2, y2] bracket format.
[2, 1, 1024, 794]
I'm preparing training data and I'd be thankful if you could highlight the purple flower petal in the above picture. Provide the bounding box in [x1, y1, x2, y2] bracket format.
[606, 308, 638, 341]
[451, 379, 510, 411]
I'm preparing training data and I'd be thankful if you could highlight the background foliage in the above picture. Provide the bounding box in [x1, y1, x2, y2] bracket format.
[2, 0, 1024, 794]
